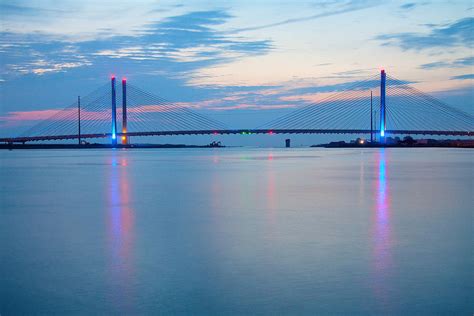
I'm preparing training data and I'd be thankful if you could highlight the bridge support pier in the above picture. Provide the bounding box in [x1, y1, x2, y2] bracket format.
[380, 69, 386, 142]
[122, 78, 128, 145]
[111, 76, 117, 146]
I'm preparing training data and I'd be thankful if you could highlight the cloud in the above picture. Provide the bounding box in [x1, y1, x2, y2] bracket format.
[375, 17, 474, 50]
[419, 56, 474, 69]
[451, 74, 474, 80]
[228, 0, 379, 33]
[0, 109, 110, 124]
[185, 76, 410, 111]
[319, 68, 377, 79]
[400, 3, 417, 10]
[284, 77, 411, 95]
[0, 3, 65, 15]
[0, 10, 272, 78]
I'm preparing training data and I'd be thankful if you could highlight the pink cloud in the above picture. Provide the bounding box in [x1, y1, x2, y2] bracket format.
[279, 90, 373, 103]
[1, 109, 111, 122]
[210, 103, 297, 110]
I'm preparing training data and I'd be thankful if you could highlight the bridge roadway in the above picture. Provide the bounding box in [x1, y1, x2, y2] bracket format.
[1, 129, 472, 143]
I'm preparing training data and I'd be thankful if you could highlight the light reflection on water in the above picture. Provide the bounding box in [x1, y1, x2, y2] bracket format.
[372, 149, 393, 311]
[0, 148, 472, 314]
[107, 154, 134, 311]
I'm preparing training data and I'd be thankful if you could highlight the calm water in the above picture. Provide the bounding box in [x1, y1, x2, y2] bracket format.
[0, 148, 472, 314]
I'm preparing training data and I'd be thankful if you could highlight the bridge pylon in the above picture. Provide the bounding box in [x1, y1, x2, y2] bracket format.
[111, 76, 117, 146]
[122, 78, 128, 144]
[380, 69, 386, 142]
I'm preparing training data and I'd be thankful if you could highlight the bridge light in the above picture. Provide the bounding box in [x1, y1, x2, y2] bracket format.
[268, 130, 274, 135]
[381, 130, 385, 137]
[122, 136, 126, 141]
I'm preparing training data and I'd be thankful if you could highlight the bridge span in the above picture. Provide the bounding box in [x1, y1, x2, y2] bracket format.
[1, 129, 472, 144]
[1, 70, 472, 144]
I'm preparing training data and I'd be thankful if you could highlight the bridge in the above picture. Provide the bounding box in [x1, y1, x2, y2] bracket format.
[1, 70, 472, 144]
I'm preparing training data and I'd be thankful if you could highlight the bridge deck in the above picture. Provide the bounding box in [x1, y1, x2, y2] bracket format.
[1, 129, 472, 143]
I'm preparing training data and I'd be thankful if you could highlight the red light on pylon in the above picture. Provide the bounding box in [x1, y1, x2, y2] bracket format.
[268, 130, 274, 135]
[111, 75, 116, 80]
[122, 77, 127, 82]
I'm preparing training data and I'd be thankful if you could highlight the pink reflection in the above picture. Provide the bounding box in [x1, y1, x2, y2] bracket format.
[107, 155, 134, 310]
[372, 149, 393, 310]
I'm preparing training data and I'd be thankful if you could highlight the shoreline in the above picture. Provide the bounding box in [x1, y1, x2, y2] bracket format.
[311, 144, 474, 148]
[0, 144, 225, 150]
[1, 144, 472, 149]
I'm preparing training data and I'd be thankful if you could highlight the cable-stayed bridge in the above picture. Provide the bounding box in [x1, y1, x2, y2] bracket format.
[1, 70, 472, 144]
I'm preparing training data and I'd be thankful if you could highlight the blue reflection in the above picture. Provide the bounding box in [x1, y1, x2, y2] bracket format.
[372, 149, 393, 311]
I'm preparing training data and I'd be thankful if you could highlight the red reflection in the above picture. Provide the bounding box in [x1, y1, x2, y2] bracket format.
[107, 155, 134, 311]
[371, 149, 393, 311]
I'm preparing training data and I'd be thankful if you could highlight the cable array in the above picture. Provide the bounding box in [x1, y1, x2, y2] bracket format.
[123, 84, 227, 132]
[259, 75, 379, 130]
[18, 82, 226, 138]
[20, 83, 111, 137]
[14, 74, 473, 139]
[384, 75, 473, 132]
[260, 74, 473, 133]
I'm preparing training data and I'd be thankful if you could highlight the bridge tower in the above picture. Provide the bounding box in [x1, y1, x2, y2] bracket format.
[122, 78, 128, 144]
[380, 69, 386, 142]
[111, 76, 117, 145]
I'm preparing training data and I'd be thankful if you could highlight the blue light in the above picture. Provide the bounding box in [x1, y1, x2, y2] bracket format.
[112, 133, 116, 139]
[380, 130, 385, 137]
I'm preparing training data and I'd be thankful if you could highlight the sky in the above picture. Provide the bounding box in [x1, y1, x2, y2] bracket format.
[0, 0, 472, 145]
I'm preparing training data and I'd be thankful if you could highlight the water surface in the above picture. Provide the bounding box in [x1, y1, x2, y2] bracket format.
[1, 148, 472, 314]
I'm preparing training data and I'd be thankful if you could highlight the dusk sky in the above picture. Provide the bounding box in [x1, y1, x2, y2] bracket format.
[0, 0, 472, 143]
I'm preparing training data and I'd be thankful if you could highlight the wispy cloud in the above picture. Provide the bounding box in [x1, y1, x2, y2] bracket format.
[419, 56, 474, 69]
[375, 17, 474, 50]
[0, 3, 65, 15]
[228, 0, 379, 33]
[319, 68, 377, 79]
[400, 3, 417, 10]
[451, 73, 474, 80]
